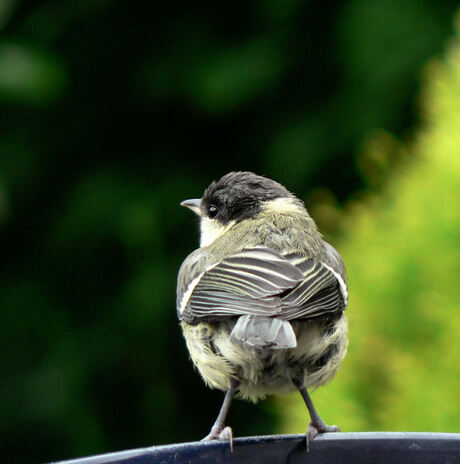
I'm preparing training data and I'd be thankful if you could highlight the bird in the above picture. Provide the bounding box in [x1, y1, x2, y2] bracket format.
[177, 171, 348, 450]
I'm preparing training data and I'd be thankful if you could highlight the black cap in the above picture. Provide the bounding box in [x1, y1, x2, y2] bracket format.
[201, 171, 300, 224]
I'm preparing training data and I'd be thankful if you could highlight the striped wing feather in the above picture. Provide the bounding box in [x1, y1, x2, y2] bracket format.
[280, 254, 345, 319]
[181, 247, 346, 322]
[184, 248, 303, 320]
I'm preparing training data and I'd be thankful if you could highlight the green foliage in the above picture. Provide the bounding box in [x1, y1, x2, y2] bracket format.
[279, 20, 460, 434]
[0, 41, 67, 105]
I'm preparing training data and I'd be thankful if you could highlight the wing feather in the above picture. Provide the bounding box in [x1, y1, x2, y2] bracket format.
[177, 246, 347, 323]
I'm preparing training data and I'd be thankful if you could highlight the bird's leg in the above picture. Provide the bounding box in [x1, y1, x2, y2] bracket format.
[202, 379, 240, 451]
[294, 379, 340, 451]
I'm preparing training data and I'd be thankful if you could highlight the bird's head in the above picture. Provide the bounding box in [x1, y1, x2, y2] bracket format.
[181, 171, 304, 247]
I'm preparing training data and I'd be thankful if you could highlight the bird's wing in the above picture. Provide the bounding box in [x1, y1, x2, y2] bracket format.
[177, 247, 304, 322]
[178, 246, 347, 323]
[279, 251, 348, 320]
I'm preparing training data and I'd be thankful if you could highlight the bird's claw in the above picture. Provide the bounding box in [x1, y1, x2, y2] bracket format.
[306, 421, 340, 452]
[219, 426, 234, 451]
[202, 425, 234, 451]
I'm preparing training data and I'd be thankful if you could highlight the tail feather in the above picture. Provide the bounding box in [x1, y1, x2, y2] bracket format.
[229, 315, 297, 349]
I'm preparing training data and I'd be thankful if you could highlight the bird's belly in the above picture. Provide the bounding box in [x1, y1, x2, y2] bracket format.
[181, 314, 348, 402]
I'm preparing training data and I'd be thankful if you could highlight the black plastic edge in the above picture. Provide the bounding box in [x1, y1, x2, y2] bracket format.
[47, 432, 460, 464]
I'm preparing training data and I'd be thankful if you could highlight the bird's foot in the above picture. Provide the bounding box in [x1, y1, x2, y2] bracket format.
[306, 421, 340, 452]
[202, 425, 234, 451]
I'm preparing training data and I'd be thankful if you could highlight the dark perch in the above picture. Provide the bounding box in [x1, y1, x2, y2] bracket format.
[48, 432, 460, 464]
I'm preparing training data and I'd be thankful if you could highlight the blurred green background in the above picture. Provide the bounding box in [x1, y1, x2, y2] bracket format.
[1, 1, 459, 462]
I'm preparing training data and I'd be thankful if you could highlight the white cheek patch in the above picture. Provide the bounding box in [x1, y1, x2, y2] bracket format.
[200, 217, 235, 247]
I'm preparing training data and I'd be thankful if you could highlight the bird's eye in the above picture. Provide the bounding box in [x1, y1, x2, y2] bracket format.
[208, 205, 218, 218]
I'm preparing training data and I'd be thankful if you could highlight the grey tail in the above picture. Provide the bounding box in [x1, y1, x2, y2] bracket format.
[229, 315, 297, 349]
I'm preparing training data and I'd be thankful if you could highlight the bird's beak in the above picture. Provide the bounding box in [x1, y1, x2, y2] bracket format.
[181, 198, 202, 216]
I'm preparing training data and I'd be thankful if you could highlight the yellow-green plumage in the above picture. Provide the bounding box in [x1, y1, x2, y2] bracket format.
[182, 315, 348, 402]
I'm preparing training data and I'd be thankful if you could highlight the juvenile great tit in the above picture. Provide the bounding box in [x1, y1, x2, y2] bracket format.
[177, 171, 348, 450]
